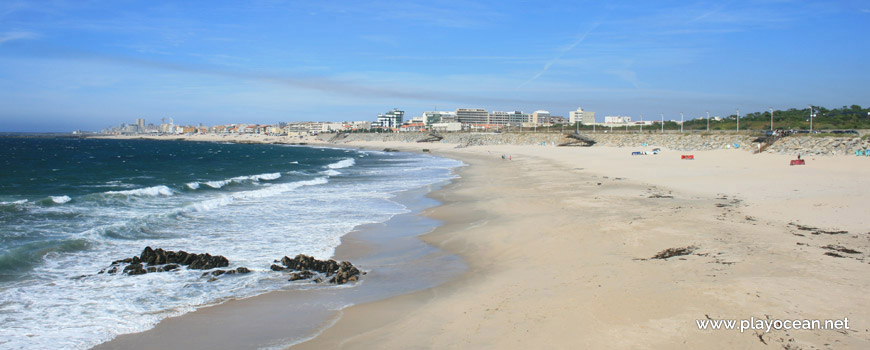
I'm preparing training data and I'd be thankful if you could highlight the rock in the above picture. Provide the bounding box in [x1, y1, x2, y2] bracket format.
[235, 267, 251, 274]
[123, 263, 147, 275]
[273, 254, 362, 285]
[270, 264, 286, 271]
[289, 271, 313, 281]
[104, 247, 232, 276]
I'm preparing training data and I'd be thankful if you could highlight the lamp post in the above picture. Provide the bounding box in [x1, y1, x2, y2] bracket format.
[660, 113, 664, 133]
[680, 112, 684, 133]
[736, 108, 740, 133]
[706, 111, 710, 132]
[769, 107, 774, 131]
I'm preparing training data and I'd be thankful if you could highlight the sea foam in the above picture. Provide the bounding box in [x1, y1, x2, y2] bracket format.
[327, 158, 355, 169]
[51, 195, 72, 204]
[105, 185, 174, 197]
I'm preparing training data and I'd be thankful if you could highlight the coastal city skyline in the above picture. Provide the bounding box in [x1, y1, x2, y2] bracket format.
[1, 1, 869, 132]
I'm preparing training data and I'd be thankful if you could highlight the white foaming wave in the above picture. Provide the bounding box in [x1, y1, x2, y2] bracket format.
[105, 185, 174, 197]
[51, 195, 72, 204]
[326, 158, 355, 169]
[252, 172, 281, 181]
[204, 180, 230, 189]
[289, 161, 299, 164]
[0, 199, 28, 206]
[186, 182, 200, 190]
[321, 170, 341, 176]
[186, 177, 329, 213]
[199, 172, 283, 189]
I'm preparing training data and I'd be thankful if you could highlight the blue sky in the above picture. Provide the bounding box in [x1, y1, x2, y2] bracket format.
[0, 0, 868, 132]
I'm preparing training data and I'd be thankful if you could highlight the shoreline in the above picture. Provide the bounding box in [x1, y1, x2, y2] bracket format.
[90, 133, 870, 349]
[89, 138, 466, 349]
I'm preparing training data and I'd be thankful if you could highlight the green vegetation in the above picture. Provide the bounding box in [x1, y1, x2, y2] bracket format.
[682, 105, 870, 131]
[577, 105, 870, 132]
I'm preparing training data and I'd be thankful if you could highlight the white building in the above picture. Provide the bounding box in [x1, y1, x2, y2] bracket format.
[489, 111, 531, 126]
[569, 107, 595, 125]
[431, 122, 462, 132]
[376, 108, 404, 129]
[604, 116, 632, 124]
[421, 111, 457, 127]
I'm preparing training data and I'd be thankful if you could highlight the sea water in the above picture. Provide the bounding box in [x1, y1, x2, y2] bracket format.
[0, 136, 461, 349]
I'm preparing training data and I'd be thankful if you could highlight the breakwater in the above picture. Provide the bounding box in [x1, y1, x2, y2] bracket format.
[323, 132, 870, 156]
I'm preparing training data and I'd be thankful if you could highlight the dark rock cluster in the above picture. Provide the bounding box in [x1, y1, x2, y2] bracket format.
[101, 246, 238, 276]
[101, 248, 364, 285]
[270, 254, 362, 284]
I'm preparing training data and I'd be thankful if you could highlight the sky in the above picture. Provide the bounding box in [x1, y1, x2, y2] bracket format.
[0, 0, 868, 132]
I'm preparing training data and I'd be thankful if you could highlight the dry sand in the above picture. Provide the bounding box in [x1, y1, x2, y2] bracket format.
[93, 134, 870, 349]
[291, 140, 870, 349]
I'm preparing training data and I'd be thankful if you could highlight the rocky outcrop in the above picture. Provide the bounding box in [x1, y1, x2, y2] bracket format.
[102, 247, 236, 276]
[271, 254, 362, 285]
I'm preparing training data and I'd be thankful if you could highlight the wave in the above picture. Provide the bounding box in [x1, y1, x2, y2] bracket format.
[0, 199, 28, 206]
[327, 158, 355, 170]
[51, 195, 72, 204]
[196, 172, 283, 189]
[0, 238, 91, 278]
[186, 177, 328, 213]
[186, 182, 200, 190]
[105, 185, 174, 197]
[321, 170, 341, 176]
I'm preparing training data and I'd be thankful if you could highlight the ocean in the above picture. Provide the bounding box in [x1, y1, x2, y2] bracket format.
[0, 136, 462, 349]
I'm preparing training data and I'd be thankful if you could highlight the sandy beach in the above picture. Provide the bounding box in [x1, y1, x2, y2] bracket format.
[94, 134, 870, 349]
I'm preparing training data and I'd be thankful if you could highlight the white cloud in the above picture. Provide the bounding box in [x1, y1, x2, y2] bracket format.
[0, 31, 39, 44]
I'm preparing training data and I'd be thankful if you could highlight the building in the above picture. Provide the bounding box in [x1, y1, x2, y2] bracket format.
[431, 122, 462, 132]
[569, 107, 595, 125]
[421, 111, 457, 127]
[136, 118, 145, 133]
[376, 108, 404, 129]
[532, 110, 550, 125]
[604, 116, 632, 124]
[488, 111, 531, 126]
[455, 108, 489, 125]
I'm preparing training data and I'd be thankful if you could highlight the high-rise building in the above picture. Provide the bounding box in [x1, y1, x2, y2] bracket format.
[569, 107, 595, 125]
[376, 108, 404, 128]
[136, 118, 145, 133]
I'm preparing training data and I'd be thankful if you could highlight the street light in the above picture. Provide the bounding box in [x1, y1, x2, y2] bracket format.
[660, 113, 664, 133]
[736, 108, 740, 133]
[680, 112, 684, 133]
[769, 107, 774, 131]
[706, 111, 710, 132]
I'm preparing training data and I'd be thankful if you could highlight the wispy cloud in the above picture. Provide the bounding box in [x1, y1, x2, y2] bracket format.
[518, 23, 599, 88]
[8, 45, 537, 106]
[0, 31, 39, 44]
